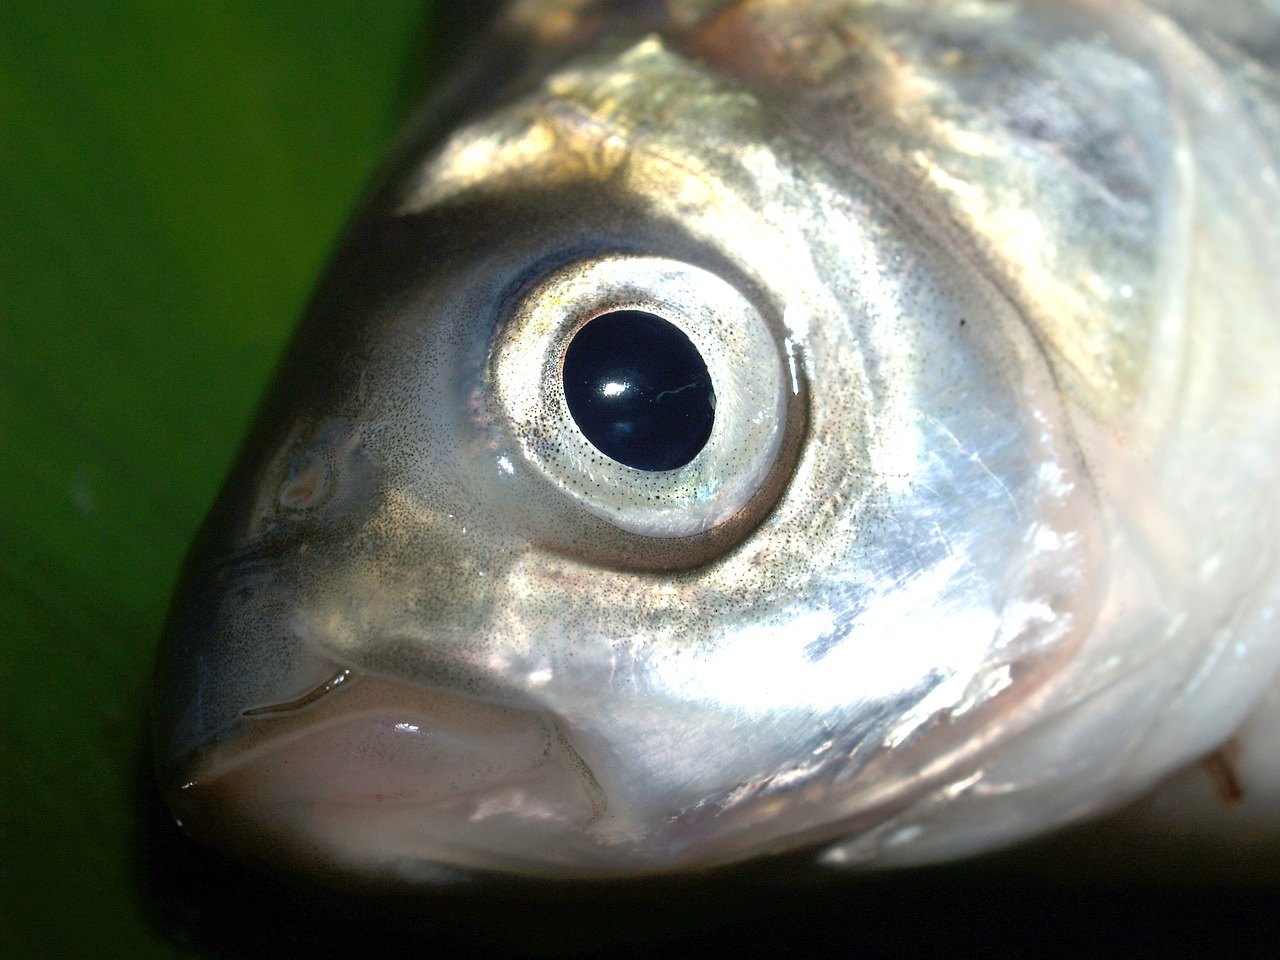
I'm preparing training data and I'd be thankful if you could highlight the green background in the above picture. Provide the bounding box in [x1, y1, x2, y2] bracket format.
[2, 2, 429, 954]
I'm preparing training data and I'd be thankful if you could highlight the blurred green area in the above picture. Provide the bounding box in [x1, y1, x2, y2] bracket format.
[0, 1, 429, 953]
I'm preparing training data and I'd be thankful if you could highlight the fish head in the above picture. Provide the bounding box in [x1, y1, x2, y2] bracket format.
[154, 4, 1280, 884]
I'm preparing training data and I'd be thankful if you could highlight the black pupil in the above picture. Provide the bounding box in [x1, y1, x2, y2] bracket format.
[563, 310, 715, 472]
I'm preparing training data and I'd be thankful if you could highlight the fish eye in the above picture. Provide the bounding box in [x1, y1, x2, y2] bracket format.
[562, 309, 716, 472]
[490, 256, 789, 538]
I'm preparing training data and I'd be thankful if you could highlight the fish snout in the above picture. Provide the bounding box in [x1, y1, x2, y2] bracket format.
[155, 547, 614, 883]
[152, 548, 343, 773]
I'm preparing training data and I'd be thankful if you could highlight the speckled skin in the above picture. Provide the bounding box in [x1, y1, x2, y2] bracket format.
[154, 0, 1280, 884]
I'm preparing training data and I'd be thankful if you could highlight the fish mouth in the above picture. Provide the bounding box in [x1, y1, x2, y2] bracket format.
[162, 668, 610, 884]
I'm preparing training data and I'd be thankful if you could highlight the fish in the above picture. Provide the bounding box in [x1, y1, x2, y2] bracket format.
[152, 0, 1280, 886]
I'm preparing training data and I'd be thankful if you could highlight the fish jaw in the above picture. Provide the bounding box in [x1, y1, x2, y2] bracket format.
[162, 670, 622, 884]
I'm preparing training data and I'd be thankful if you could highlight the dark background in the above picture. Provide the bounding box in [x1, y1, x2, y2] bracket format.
[2, 1, 1275, 955]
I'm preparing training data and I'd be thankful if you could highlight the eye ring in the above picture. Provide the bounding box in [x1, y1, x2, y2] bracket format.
[489, 256, 788, 538]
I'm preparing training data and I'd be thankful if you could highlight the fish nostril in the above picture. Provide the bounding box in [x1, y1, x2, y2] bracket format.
[269, 418, 377, 521]
[278, 455, 328, 509]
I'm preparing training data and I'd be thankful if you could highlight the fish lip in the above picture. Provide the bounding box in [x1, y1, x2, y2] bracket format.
[161, 667, 614, 883]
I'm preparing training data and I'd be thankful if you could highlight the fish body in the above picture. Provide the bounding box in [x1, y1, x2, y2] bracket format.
[154, 0, 1280, 884]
